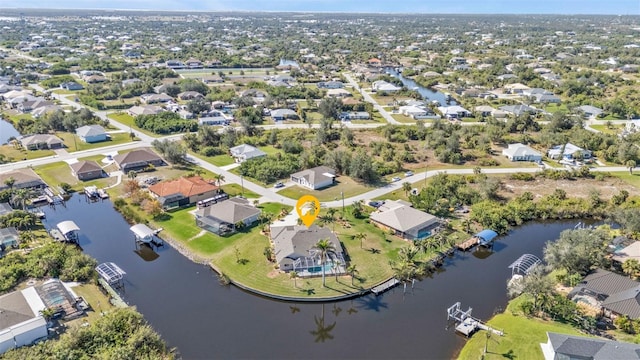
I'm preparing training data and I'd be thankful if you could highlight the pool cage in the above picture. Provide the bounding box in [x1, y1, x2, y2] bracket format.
[292, 250, 346, 277]
[508, 254, 542, 276]
[35, 280, 83, 320]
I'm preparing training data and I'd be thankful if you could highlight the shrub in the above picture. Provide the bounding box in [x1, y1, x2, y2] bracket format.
[509, 172, 536, 181]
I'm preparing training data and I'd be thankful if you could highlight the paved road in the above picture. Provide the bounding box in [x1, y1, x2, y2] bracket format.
[344, 73, 401, 125]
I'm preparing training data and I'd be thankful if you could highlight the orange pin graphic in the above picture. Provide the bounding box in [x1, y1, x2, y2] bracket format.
[296, 195, 320, 228]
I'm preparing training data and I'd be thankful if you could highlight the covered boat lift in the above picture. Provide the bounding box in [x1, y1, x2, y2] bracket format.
[56, 220, 80, 242]
[130, 224, 163, 246]
[476, 229, 498, 247]
[96, 262, 126, 288]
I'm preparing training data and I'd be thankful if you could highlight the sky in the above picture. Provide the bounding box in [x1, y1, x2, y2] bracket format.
[0, 0, 638, 15]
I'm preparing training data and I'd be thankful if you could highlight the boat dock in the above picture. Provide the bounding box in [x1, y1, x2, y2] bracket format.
[371, 278, 400, 295]
[447, 302, 503, 337]
[97, 188, 109, 199]
[457, 236, 478, 251]
[456, 229, 498, 251]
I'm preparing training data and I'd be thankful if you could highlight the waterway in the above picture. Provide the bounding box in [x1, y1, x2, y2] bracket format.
[0, 117, 20, 145]
[385, 68, 457, 106]
[41, 196, 578, 359]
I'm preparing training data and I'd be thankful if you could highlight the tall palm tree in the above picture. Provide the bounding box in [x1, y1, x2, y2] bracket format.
[351, 200, 364, 218]
[11, 188, 34, 210]
[214, 173, 225, 186]
[321, 213, 336, 232]
[347, 264, 358, 285]
[313, 238, 337, 287]
[353, 232, 366, 249]
[402, 181, 412, 196]
[290, 271, 298, 288]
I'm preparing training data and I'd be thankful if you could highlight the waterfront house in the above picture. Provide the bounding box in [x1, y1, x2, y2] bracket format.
[0, 169, 45, 191]
[547, 143, 592, 160]
[369, 200, 439, 240]
[195, 197, 260, 235]
[612, 241, 640, 264]
[0, 289, 48, 355]
[75, 125, 107, 143]
[270, 224, 346, 275]
[229, 144, 266, 163]
[149, 176, 220, 209]
[0, 227, 19, 250]
[69, 160, 103, 181]
[18, 99, 54, 113]
[540, 332, 640, 360]
[113, 148, 164, 173]
[502, 143, 542, 162]
[372, 80, 401, 93]
[32, 105, 62, 118]
[19, 134, 63, 150]
[569, 269, 640, 320]
[290, 166, 336, 190]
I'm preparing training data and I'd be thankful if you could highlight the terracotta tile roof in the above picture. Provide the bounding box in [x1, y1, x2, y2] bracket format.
[149, 176, 218, 198]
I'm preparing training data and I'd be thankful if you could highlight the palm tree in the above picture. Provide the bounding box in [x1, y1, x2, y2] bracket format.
[623, 259, 640, 279]
[351, 200, 364, 218]
[321, 213, 336, 232]
[3, 177, 15, 190]
[327, 208, 338, 220]
[347, 264, 358, 285]
[214, 173, 225, 186]
[627, 160, 637, 175]
[402, 181, 412, 196]
[290, 271, 298, 288]
[11, 188, 34, 210]
[39, 307, 56, 322]
[313, 238, 337, 287]
[353, 232, 366, 249]
[390, 260, 423, 293]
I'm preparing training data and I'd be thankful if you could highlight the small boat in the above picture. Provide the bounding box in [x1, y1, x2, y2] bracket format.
[84, 186, 98, 198]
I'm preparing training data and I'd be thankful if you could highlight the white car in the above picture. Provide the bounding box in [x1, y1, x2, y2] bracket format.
[392, 177, 401, 182]
[405, 171, 414, 177]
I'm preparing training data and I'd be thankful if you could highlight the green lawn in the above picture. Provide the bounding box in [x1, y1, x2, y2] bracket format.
[391, 113, 417, 124]
[590, 124, 624, 135]
[34, 161, 116, 191]
[56, 132, 135, 152]
[612, 171, 640, 188]
[220, 183, 260, 198]
[457, 296, 586, 360]
[197, 152, 235, 166]
[277, 176, 375, 202]
[541, 103, 569, 113]
[71, 283, 116, 323]
[107, 112, 159, 138]
[0, 145, 54, 162]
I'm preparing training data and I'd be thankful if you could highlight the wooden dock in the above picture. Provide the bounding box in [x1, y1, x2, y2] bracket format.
[457, 236, 478, 251]
[371, 278, 400, 295]
[447, 302, 503, 337]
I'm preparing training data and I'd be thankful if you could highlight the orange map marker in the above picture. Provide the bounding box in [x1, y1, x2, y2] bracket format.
[296, 195, 320, 227]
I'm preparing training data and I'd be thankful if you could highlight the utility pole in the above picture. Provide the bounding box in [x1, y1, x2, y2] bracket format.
[241, 175, 244, 198]
[341, 191, 345, 218]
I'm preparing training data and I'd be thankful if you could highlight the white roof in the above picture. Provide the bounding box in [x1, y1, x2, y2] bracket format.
[502, 143, 541, 158]
[130, 224, 155, 241]
[21, 287, 45, 315]
[96, 262, 126, 284]
[56, 220, 80, 235]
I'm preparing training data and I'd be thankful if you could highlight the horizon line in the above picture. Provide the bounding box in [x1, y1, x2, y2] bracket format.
[0, 7, 637, 16]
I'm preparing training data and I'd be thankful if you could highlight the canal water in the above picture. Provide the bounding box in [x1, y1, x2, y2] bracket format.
[42, 196, 577, 359]
[385, 68, 457, 106]
[0, 117, 20, 145]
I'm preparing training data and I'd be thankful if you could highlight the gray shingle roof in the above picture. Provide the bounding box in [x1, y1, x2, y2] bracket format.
[270, 225, 342, 265]
[547, 332, 640, 359]
[290, 166, 335, 187]
[75, 125, 106, 138]
[70, 160, 102, 175]
[369, 200, 438, 237]
[196, 197, 260, 224]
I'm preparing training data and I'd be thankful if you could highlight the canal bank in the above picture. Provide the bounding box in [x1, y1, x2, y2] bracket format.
[40, 194, 582, 359]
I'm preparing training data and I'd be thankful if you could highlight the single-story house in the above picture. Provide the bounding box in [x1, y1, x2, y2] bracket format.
[625, 119, 640, 134]
[84, 75, 107, 84]
[185, 58, 203, 69]
[113, 148, 164, 173]
[502, 143, 542, 162]
[149, 176, 220, 209]
[499, 104, 538, 117]
[178, 91, 204, 101]
[270, 108, 298, 121]
[32, 105, 62, 118]
[202, 75, 224, 84]
[19, 134, 63, 150]
[474, 105, 497, 117]
[0, 169, 45, 191]
[340, 111, 370, 121]
[229, 144, 266, 163]
[69, 160, 103, 181]
[569, 269, 640, 319]
[0, 288, 48, 355]
[612, 241, 640, 264]
[540, 332, 640, 360]
[372, 80, 401, 93]
[128, 105, 164, 117]
[399, 105, 428, 119]
[140, 93, 173, 104]
[18, 99, 54, 113]
[75, 125, 107, 143]
[290, 166, 336, 190]
[437, 105, 471, 119]
[0, 203, 13, 217]
[534, 93, 561, 104]
[317, 81, 344, 89]
[576, 105, 604, 118]
[369, 200, 440, 240]
[547, 143, 592, 160]
[59, 81, 83, 91]
[121, 78, 142, 87]
[504, 83, 531, 94]
[199, 111, 229, 126]
[195, 197, 261, 235]
[270, 224, 346, 275]
[0, 227, 19, 250]
[326, 88, 352, 98]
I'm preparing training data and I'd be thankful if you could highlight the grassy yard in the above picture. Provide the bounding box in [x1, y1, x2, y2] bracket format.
[541, 103, 569, 113]
[210, 205, 409, 299]
[457, 296, 585, 360]
[220, 183, 260, 198]
[277, 176, 375, 202]
[391, 113, 417, 124]
[196, 152, 235, 167]
[107, 112, 159, 138]
[0, 144, 54, 162]
[590, 124, 624, 135]
[34, 161, 116, 191]
[612, 171, 640, 188]
[56, 132, 135, 152]
[71, 283, 116, 324]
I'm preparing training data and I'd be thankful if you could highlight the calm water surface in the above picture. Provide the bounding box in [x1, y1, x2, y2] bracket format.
[385, 68, 457, 106]
[42, 196, 576, 359]
[0, 117, 20, 144]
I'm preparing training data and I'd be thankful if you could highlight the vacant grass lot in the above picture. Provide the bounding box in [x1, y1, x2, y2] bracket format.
[590, 124, 624, 135]
[612, 171, 640, 188]
[107, 112, 159, 138]
[277, 176, 375, 202]
[56, 132, 134, 152]
[34, 161, 116, 191]
[457, 296, 585, 360]
[391, 113, 416, 123]
[220, 183, 259, 198]
[0, 145, 54, 162]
